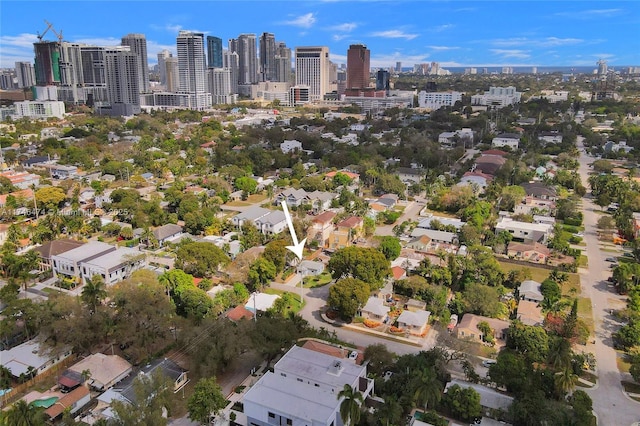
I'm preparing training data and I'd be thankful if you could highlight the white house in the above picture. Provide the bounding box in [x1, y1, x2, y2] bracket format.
[254, 210, 287, 235]
[539, 131, 563, 144]
[232, 206, 271, 228]
[492, 133, 521, 149]
[519, 280, 544, 302]
[280, 139, 303, 154]
[495, 217, 553, 243]
[243, 345, 374, 426]
[80, 247, 146, 286]
[1, 340, 72, 379]
[51, 241, 116, 283]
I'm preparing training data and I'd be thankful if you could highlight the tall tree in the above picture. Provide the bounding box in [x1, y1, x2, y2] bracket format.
[81, 274, 107, 313]
[328, 278, 370, 320]
[0, 399, 45, 426]
[110, 371, 174, 426]
[338, 384, 364, 426]
[412, 366, 443, 411]
[187, 377, 227, 424]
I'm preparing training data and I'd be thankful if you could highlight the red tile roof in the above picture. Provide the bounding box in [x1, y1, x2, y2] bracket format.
[313, 211, 336, 224]
[302, 340, 347, 358]
[337, 216, 363, 228]
[391, 266, 406, 280]
[226, 305, 255, 322]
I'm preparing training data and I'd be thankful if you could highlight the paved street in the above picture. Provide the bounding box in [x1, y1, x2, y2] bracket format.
[575, 137, 639, 425]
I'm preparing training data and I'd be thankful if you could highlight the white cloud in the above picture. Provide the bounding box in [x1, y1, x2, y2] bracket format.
[281, 13, 317, 29]
[491, 37, 584, 48]
[74, 37, 120, 46]
[0, 33, 40, 67]
[432, 24, 454, 32]
[427, 45, 459, 51]
[332, 34, 348, 41]
[330, 22, 357, 32]
[555, 8, 623, 19]
[370, 30, 418, 40]
[490, 49, 531, 59]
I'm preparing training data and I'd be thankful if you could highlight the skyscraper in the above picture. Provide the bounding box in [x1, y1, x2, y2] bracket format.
[208, 68, 236, 105]
[274, 42, 292, 83]
[376, 69, 389, 92]
[207, 36, 223, 68]
[157, 49, 172, 85]
[165, 57, 179, 92]
[15, 61, 35, 88]
[121, 34, 149, 93]
[346, 44, 370, 90]
[230, 34, 258, 85]
[104, 47, 141, 115]
[33, 41, 62, 86]
[259, 32, 276, 82]
[222, 49, 239, 95]
[176, 31, 211, 109]
[295, 46, 330, 101]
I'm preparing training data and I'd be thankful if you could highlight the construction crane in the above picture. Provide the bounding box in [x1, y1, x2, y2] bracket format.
[50, 25, 64, 42]
[37, 20, 54, 41]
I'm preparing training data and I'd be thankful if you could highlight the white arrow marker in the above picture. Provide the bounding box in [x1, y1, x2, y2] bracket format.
[281, 200, 306, 260]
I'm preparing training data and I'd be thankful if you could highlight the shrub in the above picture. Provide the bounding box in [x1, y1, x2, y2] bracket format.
[364, 319, 382, 328]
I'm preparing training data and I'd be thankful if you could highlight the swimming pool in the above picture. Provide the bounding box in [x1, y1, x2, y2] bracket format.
[30, 396, 58, 408]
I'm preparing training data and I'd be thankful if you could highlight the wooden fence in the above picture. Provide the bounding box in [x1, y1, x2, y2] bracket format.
[0, 354, 78, 408]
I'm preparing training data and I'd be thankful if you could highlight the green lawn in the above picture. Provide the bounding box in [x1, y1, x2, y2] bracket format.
[303, 272, 333, 288]
[263, 288, 305, 314]
[498, 260, 581, 296]
[577, 297, 594, 334]
[616, 351, 632, 373]
[622, 380, 640, 394]
[41, 287, 63, 295]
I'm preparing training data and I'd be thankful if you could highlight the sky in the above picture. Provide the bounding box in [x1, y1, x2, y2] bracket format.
[0, 1, 639, 69]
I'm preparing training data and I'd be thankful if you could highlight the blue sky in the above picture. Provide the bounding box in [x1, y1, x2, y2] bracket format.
[1, 1, 638, 69]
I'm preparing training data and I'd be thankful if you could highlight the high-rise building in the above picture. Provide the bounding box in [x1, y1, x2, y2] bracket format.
[157, 49, 172, 85]
[274, 42, 292, 83]
[259, 32, 276, 82]
[346, 44, 370, 90]
[231, 34, 258, 85]
[121, 34, 149, 93]
[207, 36, 223, 68]
[395, 62, 402, 73]
[597, 59, 608, 76]
[176, 31, 211, 109]
[15, 61, 36, 88]
[33, 41, 62, 87]
[222, 49, 239, 95]
[295, 46, 330, 101]
[207, 68, 236, 105]
[104, 47, 141, 115]
[79, 45, 108, 104]
[164, 57, 179, 92]
[376, 70, 389, 92]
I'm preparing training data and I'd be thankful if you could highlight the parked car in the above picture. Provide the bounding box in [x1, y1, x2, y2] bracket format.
[605, 257, 617, 263]
[348, 351, 358, 360]
[482, 359, 497, 367]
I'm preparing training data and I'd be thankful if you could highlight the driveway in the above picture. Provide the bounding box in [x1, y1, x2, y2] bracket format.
[376, 200, 425, 236]
[575, 137, 639, 425]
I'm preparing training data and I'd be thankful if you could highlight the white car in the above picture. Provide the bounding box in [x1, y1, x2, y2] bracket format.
[348, 351, 358, 360]
[482, 359, 497, 368]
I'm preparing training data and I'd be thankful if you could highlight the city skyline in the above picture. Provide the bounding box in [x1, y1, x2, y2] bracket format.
[0, 1, 639, 70]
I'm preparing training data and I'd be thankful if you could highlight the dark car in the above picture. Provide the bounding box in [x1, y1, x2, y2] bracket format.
[605, 257, 617, 262]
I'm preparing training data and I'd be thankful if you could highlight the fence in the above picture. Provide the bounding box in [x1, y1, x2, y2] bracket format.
[0, 354, 78, 408]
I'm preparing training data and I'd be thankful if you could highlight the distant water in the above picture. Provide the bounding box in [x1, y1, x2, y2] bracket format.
[403, 66, 638, 74]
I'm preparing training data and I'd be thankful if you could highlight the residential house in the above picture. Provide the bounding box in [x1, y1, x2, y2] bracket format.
[397, 167, 424, 184]
[243, 345, 374, 426]
[507, 241, 550, 264]
[51, 241, 116, 283]
[275, 188, 308, 207]
[37, 163, 79, 179]
[405, 299, 427, 312]
[407, 235, 432, 252]
[0, 170, 40, 189]
[491, 133, 521, 150]
[280, 139, 303, 153]
[396, 309, 430, 336]
[409, 228, 459, 252]
[226, 305, 255, 322]
[458, 171, 493, 193]
[44, 386, 91, 421]
[152, 224, 184, 246]
[33, 239, 85, 272]
[495, 217, 553, 243]
[539, 131, 563, 144]
[445, 379, 513, 422]
[520, 182, 558, 201]
[516, 300, 544, 326]
[112, 358, 188, 404]
[298, 260, 325, 277]
[437, 128, 474, 148]
[232, 206, 271, 228]
[1, 339, 72, 379]
[390, 266, 406, 280]
[330, 216, 364, 250]
[67, 353, 132, 391]
[513, 196, 556, 216]
[0, 188, 34, 207]
[245, 293, 281, 313]
[518, 280, 544, 303]
[417, 215, 466, 231]
[307, 211, 336, 248]
[254, 210, 287, 235]
[604, 140, 633, 154]
[474, 155, 506, 175]
[455, 314, 510, 343]
[359, 297, 390, 323]
[79, 247, 146, 285]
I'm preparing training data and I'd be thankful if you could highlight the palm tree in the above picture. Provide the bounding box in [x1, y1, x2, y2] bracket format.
[338, 384, 364, 426]
[377, 395, 402, 426]
[554, 366, 578, 396]
[81, 274, 107, 313]
[412, 366, 442, 411]
[547, 338, 572, 370]
[0, 399, 45, 426]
